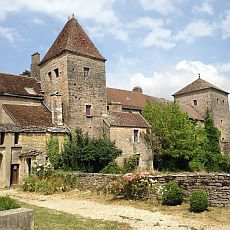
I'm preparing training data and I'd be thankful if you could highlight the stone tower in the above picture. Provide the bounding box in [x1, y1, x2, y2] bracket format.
[39, 16, 107, 137]
[173, 76, 230, 155]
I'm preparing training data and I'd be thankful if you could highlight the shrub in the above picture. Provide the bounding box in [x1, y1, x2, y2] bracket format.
[0, 196, 21, 211]
[22, 169, 78, 195]
[32, 160, 54, 179]
[61, 129, 122, 172]
[46, 135, 60, 169]
[100, 162, 123, 174]
[123, 155, 139, 173]
[189, 190, 209, 213]
[106, 172, 162, 201]
[162, 181, 183, 206]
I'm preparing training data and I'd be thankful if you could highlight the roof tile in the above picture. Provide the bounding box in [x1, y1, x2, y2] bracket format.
[173, 78, 228, 96]
[3, 104, 53, 127]
[41, 17, 106, 64]
[105, 112, 150, 128]
[0, 73, 42, 97]
[107, 87, 167, 110]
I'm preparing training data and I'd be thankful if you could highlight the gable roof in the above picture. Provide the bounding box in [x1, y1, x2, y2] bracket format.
[0, 73, 42, 98]
[107, 87, 167, 110]
[3, 104, 53, 127]
[41, 17, 106, 64]
[179, 104, 204, 121]
[173, 78, 228, 96]
[105, 112, 150, 128]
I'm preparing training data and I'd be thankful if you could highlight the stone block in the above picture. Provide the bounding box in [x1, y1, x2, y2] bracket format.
[0, 208, 34, 230]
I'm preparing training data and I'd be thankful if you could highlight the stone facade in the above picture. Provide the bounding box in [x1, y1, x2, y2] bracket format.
[40, 53, 107, 137]
[0, 130, 66, 188]
[108, 127, 152, 167]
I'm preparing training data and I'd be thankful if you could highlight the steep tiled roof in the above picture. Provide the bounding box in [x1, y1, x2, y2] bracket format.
[0, 73, 42, 98]
[173, 78, 228, 96]
[3, 104, 53, 127]
[41, 17, 106, 64]
[105, 112, 150, 128]
[180, 104, 204, 121]
[106, 87, 167, 110]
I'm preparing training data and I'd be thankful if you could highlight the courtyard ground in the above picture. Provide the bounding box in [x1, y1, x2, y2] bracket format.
[0, 189, 229, 230]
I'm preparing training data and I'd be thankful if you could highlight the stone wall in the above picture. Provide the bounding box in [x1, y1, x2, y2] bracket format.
[0, 208, 34, 230]
[73, 172, 230, 207]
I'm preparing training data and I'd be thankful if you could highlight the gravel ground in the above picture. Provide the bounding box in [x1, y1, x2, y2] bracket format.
[0, 189, 229, 230]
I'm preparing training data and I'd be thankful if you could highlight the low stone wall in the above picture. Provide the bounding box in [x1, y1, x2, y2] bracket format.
[73, 172, 230, 207]
[0, 208, 34, 230]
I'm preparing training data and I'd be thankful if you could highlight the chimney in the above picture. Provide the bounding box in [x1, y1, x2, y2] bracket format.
[50, 92, 63, 126]
[30, 52, 40, 80]
[132, 86, 143, 93]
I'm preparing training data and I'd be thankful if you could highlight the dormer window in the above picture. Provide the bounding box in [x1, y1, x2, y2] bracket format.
[84, 67, 90, 78]
[193, 100, 197, 106]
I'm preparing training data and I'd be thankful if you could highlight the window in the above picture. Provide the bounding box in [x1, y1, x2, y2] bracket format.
[134, 129, 139, 143]
[84, 67, 90, 78]
[217, 98, 219, 103]
[54, 68, 59, 77]
[0, 132, 5, 145]
[48, 72, 52, 80]
[193, 100, 197, 106]
[86, 105, 91, 116]
[221, 119, 223, 126]
[14, 133, 19, 145]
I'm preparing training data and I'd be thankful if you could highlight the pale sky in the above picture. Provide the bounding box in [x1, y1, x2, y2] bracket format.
[0, 0, 230, 100]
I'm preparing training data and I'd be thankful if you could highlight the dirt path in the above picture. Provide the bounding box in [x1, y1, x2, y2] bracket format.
[0, 189, 229, 230]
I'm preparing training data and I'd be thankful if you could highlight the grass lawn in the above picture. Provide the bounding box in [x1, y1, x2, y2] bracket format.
[21, 202, 131, 230]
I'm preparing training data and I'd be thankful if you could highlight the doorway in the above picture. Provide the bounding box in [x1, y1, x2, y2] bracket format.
[10, 164, 19, 185]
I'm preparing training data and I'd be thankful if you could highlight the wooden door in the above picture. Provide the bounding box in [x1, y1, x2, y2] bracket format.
[10, 164, 19, 185]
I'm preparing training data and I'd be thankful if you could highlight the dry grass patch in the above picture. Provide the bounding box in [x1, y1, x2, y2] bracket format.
[60, 189, 230, 227]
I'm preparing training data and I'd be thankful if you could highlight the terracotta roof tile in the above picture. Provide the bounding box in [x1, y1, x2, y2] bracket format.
[173, 78, 228, 96]
[180, 104, 204, 121]
[105, 112, 150, 128]
[41, 17, 105, 64]
[3, 104, 53, 127]
[106, 87, 167, 110]
[0, 73, 42, 97]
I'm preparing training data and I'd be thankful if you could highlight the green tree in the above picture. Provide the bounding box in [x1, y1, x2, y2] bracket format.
[60, 129, 122, 172]
[142, 101, 203, 171]
[204, 109, 221, 154]
[46, 135, 60, 169]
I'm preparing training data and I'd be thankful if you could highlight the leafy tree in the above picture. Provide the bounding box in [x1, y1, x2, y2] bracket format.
[60, 129, 122, 172]
[46, 135, 60, 169]
[204, 109, 221, 154]
[142, 101, 204, 171]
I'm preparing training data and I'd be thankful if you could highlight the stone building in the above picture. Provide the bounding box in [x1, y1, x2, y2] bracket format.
[173, 76, 230, 155]
[0, 73, 67, 188]
[0, 17, 229, 187]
